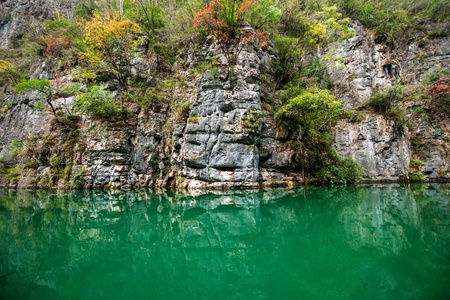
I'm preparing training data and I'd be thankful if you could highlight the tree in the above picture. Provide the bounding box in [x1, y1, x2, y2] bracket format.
[43, 17, 83, 57]
[275, 87, 342, 182]
[15, 79, 60, 120]
[307, 5, 354, 56]
[124, 0, 166, 38]
[74, 84, 120, 118]
[0, 60, 21, 85]
[247, 0, 281, 29]
[193, 0, 268, 65]
[81, 14, 144, 97]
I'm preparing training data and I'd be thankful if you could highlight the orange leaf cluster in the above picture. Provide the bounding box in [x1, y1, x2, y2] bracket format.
[46, 36, 71, 57]
[236, 0, 255, 14]
[193, 1, 225, 32]
[430, 74, 450, 98]
[242, 29, 268, 49]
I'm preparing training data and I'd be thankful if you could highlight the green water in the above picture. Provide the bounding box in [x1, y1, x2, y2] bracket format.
[0, 184, 449, 300]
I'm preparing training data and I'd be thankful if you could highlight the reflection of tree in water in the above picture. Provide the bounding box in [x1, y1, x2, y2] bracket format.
[0, 186, 449, 299]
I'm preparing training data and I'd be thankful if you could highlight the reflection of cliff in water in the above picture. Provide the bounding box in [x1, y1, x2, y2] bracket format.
[0, 189, 301, 299]
[0, 185, 449, 299]
[340, 184, 449, 255]
[341, 185, 421, 255]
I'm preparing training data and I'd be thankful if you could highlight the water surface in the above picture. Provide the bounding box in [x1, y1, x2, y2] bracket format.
[0, 184, 449, 299]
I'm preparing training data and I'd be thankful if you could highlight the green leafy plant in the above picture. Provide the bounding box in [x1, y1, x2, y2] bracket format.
[312, 155, 365, 185]
[408, 159, 428, 182]
[337, 0, 450, 39]
[187, 116, 199, 123]
[177, 101, 190, 120]
[70, 167, 86, 189]
[0, 60, 22, 85]
[242, 109, 265, 129]
[275, 87, 342, 182]
[368, 85, 406, 128]
[75, 84, 121, 118]
[193, 0, 269, 65]
[14, 79, 64, 119]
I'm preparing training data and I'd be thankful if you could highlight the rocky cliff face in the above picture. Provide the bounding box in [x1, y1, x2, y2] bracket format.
[335, 115, 411, 181]
[0, 0, 78, 49]
[330, 21, 450, 108]
[179, 42, 299, 189]
[0, 1, 448, 189]
[67, 41, 300, 190]
[331, 21, 449, 182]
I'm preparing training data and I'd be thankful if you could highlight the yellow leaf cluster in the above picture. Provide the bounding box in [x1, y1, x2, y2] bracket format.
[83, 14, 142, 49]
[0, 60, 16, 73]
[308, 20, 326, 46]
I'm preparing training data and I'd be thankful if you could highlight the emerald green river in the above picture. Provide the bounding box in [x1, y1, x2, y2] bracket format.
[0, 184, 449, 299]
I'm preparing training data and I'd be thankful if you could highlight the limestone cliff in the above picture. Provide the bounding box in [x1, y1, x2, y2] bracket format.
[331, 21, 449, 182]
[0, 1, 448, 189]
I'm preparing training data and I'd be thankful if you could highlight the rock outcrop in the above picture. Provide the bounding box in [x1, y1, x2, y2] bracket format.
[335, 115, 410, 181]
[330, 21, 450, 108]
[0, 0, 78, 49]
[331, 21, 449, 182]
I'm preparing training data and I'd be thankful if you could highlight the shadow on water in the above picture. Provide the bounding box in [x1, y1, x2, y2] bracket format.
[0, 184, 449, 300]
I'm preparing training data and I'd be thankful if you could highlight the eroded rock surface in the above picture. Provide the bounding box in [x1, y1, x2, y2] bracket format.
[335, 115, 410, 181]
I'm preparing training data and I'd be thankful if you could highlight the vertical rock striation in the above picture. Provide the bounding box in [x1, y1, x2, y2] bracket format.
[181, 50, 264, 189]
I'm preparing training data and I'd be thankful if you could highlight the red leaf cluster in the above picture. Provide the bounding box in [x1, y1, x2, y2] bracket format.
[430, 74, 450, 99]
[193, 0, 268, 65]
[46, 36, 71, 57]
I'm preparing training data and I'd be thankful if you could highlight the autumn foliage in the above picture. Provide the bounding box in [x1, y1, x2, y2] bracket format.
[429, 73, 450, 115]
[46, 36, 71, 57]
[81, 14, 143, 91]
[193, 0, 268, 65]
[83, 14, 142, 58]
[430, 74, 450, 99]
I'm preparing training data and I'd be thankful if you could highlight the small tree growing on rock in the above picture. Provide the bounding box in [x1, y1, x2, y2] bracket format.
[193, 0, 268, 65]
[81, 14, 144, 99]
[275, 87, 343, 183]
[15, 79, 59, 117]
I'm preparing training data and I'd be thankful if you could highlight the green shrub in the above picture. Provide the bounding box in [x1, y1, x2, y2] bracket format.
[408, 159, 428, 182]
[0, 59, 22, 85]
[210, 67, 219, 79]
[8, 141, 23, 154]
[369, 85, 404, 113]
[275, 87, 341, 141]
[312, 156, 366, 185]
[242, 110, 265, 129]
[70, 167, 85, 189]
[177, 102, 190, 120]
[49, 156, 61, 168]
[23, 160, 39, 169]
[368, 85, 406, 128]
[337, 0, 450, 38]
[75, 85, 120, 118]
[15, 79, 50, 94]
[74, 0, 97, 21]
[271, 34, 300, 89]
